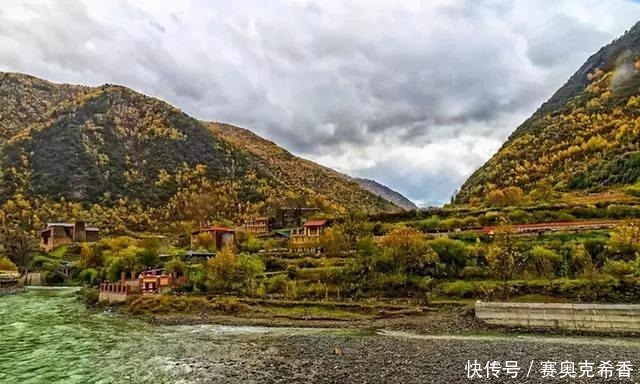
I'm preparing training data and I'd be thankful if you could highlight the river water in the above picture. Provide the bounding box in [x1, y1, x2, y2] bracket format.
[4, 289, 640, 384]
[0, 288, 349, 384]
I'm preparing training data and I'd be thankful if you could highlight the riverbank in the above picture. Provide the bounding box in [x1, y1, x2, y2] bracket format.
[147, 305, 489, 335]
[0, 286, 27, 296]
[99, 292, 489, 334]
[109, 293, 640, 338]
[7, 288, 640, 383]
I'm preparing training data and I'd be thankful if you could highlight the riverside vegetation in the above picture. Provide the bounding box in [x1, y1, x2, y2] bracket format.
[10, 208, 640, 325]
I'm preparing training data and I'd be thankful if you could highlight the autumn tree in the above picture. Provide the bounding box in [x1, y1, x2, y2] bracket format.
[0, 227, 39, 269]
[381, 227, 438, 275]
[196, 232, 216, 251]
[205, 245, 264, 295]
[609, 220, 640, 260]
[487, 225, 521, 298]
[0, 257, 18, 272]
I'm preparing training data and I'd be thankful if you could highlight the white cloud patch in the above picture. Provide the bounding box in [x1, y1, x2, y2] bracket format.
[0, 0, 639, 205]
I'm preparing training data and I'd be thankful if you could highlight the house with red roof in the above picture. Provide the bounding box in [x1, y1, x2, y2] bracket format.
[291, 219, 329, 250]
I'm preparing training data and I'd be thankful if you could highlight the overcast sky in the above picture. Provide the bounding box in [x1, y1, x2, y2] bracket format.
[1, 0, 639, 206]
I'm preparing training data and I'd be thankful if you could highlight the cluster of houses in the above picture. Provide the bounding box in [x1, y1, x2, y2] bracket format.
[42, 208, 331, 302]
[190, 207, 331, 252]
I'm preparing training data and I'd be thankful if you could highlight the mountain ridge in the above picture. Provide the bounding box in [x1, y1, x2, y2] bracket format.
[0, 72, 402, 232]
[456, 22, 640, 205]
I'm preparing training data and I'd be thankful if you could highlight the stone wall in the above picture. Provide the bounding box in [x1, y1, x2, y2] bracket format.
[98, 282, 133, 304]
[475, 301, 640, 333]
[22, 272, 42, 286]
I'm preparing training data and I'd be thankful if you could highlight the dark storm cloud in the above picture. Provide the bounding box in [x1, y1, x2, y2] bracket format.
[0, 0, 639, 204]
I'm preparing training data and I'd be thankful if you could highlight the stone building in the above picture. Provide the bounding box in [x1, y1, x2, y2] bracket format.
[40, 221, 99, 252]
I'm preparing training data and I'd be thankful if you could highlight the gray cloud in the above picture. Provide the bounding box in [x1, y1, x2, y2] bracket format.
[0, 0, 639, 205]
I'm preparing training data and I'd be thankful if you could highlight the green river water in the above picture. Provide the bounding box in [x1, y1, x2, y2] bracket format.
[4, 288, 639, 384]
[0, 288, 345, 384]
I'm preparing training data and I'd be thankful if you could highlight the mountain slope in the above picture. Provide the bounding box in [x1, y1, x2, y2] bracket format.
[0, 72, 398, 231]
[207, 123, 402, 212]
[349, 177, 417, 210]
[456, 22, 640, 205]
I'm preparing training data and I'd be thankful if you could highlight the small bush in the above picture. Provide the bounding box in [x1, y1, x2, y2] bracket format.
[602, 259, 634, 278]
[440, 280, 473, 298]
[0, 257, 17, 272]
[77, 287, 99, 307]
[459, 266, 490, 279]
[78, 268, 100, 286]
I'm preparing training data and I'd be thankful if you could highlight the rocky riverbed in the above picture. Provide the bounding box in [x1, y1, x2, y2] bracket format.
[156, 331, 640, 383]
[148, 305, 491, 335]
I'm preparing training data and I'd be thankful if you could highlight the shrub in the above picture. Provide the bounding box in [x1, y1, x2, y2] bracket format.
[459, 266, 490, 279]
[440, 280, 473, 298]
[264, 257, 288, 272]
[428, 237, 469, 277]
[78, 268, 100, 286]
[127, 295, 250, 315]
[0, 257, 18, 272]
[526, 246, 562, 278]
[624, 184, 640, 197]
[602, 259, 635, 278]
[78, 287, 99, 306]
[583, 238, 608, 267]
[264, 274, 290, 294]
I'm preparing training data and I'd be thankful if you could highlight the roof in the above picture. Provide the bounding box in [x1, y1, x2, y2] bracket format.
[46, 223, 74, 228]
[85, 227, 99, 231]
[303, 219, 328, 227]
[260, 230, 291, 238]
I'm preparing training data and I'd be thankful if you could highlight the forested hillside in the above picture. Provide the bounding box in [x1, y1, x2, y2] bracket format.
[0, 72, 398, 234]
[209, 123, 413, 211]
[456, 22, 640, 206]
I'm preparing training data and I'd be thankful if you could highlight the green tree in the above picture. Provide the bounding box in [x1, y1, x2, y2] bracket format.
[164, 258, 187, 277]
[205, 245, 264, 295]
[428, 237, 469, 277]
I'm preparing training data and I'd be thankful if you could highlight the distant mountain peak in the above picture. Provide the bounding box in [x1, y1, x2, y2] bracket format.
[350, 177, 418, 211]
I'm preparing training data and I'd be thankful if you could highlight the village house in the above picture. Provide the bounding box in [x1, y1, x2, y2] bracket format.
[243, 217, 273, 236]
[290, 219, 329, 250]
[190, 226, 235, 250]
[40, 221, 99, 252]
[138, 269, 173, 294]
[98, 269, 173, 303]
